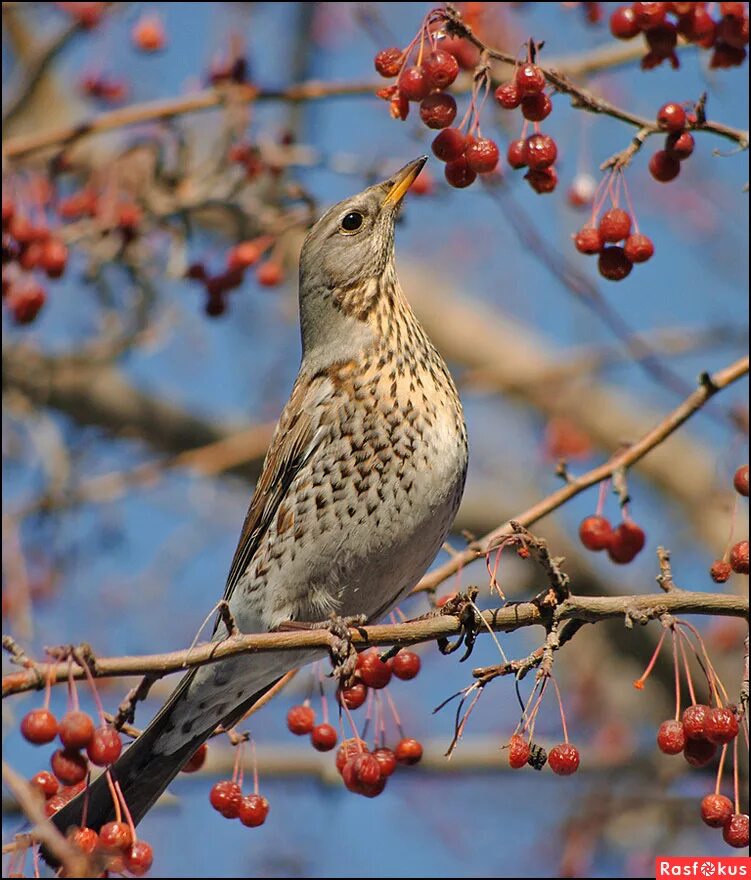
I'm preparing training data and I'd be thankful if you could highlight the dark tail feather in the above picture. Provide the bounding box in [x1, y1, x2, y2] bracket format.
[43, 675, 281, 866]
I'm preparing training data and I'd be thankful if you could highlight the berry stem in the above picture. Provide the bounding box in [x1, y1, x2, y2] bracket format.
[79, 652, 108, 726]
[233, 739, 244, 789]
[115, 779, 138, 843]
[677, 633, 698, 707]
[733, 735, 740, 814]
[250, 735, 259, 796]
[550, 676, 570, 743]
[672, 629, 682, 722]
[595, 478, 610, 517]
[633, 628, 667, 689]
[715, 743, 728, 797]
[384, 686, 404, 739]
[105, 769, 123, 824]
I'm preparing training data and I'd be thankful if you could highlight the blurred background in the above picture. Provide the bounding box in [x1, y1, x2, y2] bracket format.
[2, 2, 749, 877]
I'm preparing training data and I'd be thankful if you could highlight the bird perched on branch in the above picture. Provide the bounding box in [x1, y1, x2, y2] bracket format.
[48, 155, 468, 846]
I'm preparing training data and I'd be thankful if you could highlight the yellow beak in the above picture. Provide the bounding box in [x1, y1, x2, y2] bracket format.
[382, 156, 428, 207]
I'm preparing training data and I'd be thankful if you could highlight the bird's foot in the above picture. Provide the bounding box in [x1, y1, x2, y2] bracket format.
[275, 614, 367, 687]
[435, 587, 480, 662]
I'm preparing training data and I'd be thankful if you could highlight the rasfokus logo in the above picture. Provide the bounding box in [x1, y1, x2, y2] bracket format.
[656, 858, 751, 877]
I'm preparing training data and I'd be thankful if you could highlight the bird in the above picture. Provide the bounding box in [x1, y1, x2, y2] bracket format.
[48, 155, 468, 845]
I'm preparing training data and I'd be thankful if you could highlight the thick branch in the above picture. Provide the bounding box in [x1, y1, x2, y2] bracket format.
[2, 590, 747, 697]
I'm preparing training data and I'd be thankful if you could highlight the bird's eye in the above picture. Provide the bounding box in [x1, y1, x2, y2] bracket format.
[340, 211, 364, 233]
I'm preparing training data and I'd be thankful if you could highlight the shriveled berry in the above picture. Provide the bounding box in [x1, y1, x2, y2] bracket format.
[59, 711, 95, 750]
[521, 92, 552, 122]
[21, 709, 58, 745]
[706, 706, 739, 744]
[395, 737, 423, 765]
[599, 208, 632, 243]
[210, 780, 242, 818]
[523, 133, 557, 170]
[508, 734, 531, 769]
[51, 748, 88, 785]
[238, 793, 269, 827]
[730, 540, 749, 575]
[624, 234, 654, 263]
[372, 747, 397, 777]
[99, 821, 133, 852]
[723, 813, 750, 848]
[548, 743, 580, 775]
[525, 167, 558, 194]
[683, 737, 717, 767]
[70, 827, 98, 855]
[598, 246, 633, 282]
[423, 50, 459, 90]
[419, 93, 457, 129]
[286, 705, 315, 735]
[86, 727, 122, 766]
[649, 150, 680, 182]
[311, 723, 338, 752]
[339, 683, 367, 710]
[181, 743, 207, 773]
[733, 465, 749, 497]
[507, 139, 527, 169]
[710, 560, 732, 583]
[375, 47, 403, 78]
[701, 794, 734, 828]
[30, 770, 59, 799]
[358, 652, 392, 689]
[657, 719, 685, 755]
[682, 704, 711, 740]
[335, 738, 367, 774]
[657, 102, 687, 133]
[432, 128, 467, 162]
[666, 131, 695, 160]
[465, 138, 500, 174]
[579, 515, 613, 551]
[391, 650, 421, 680]
[495, 82, 521, 109]
[398, 66, 430, 102]
[574, 228, 603, 255]
[445, 157, 477, 189]
[124, 841, 154, 876]
[610, 5, 641, 39]
[515, 63, 545, 95]
[608, 521, 646, 563]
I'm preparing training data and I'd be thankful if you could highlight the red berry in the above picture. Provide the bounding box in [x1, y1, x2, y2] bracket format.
[86, 727, 122, 766]
[227, 241, 264, 272]
[256, 260, 283, 287]
[657, 719, 685, 755]
[335, 738, 367, 774]
[58, 711, 95, 750]
[706, 706, 739, 744]
[372, 747, 397, 777]
[494, 82, 521, 110]
[657, 102, 687, 132]
[124, 840, 154, 876]
[50, 748, 88, 785]
[21, 709, 58, 745]
[465, 138, 500, 174]
[515, 63, 545, 95]
[395, 737, 423, 765]
[432, 128, 467, 162]
[209, 780, 243, 818]
[339, 683, 367, 710]
[181, 743, 207, 773]
[730, 540, 749, 574]
[438, 35, 480, 70]
[311, 723, 338, 752]
[45, 794, 68, 817]
[508, 734, 531, 769]
[701, 794, 734, 828]
[358, 652, 392, 689]
[733, 465, 749, 497]
[683, 737, 717, 767]
[286, 705, 315, 735]
[354, 753, 382, 786]
[70, 827, 98, 855]
[398, 66, 430, 102]
[710, 560, 732, 583]
[579, 515, 613, 551]
[99, 821, 133, 852]
[444, 157, 477, 189]
[665, 131, 695, 161]
[610, 5, 641, 39]
[574, 228, 603, 256]
[598, 208, 632, 243]
[374, 47, 403, 78]
[238, 794, 269, 827]
[624, 234, 654, 263]
[608, 521, 646, 563]
[507, 139, 527, 169]
[548, 743, 580, 775]
[132, 14, 165, 52]
[723, 813, 750, 848]
[41, 239, 68, 278]
[423, 50, 459, 90]
[391, 650, 421, 680]
[523, 134, 557, 170]
[598, 246, 633, 282]
[525, 167, 558, 194]
[716, 14, 750, 49]
[632, 2, 667, 29]
[9, 283, 46, 325]
[30, 770, 59, 799]
[419, 93, 457, 129]
[682, 704, 711, 740]
[649, 150, 680, 183]
[521, 92, 552, 122]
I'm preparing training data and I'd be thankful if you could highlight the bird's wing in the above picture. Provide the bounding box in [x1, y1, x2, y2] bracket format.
[217, 373, 327, 617]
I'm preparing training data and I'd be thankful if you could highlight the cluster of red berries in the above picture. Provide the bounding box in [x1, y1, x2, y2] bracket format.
[649, 102, 696, 184]
[579, 515, 646, 564]
[185, 236, 281, 317]
[495, 61, 559, 195]
[335, 736, 423, 798]
[710, 465, 749, 582]
[338, 648, 421, 710]
[209, 781, 269, 828]
[71, 823, 154, 876]
[507, 734, 580, 775]
[610, 2, 749, 70]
